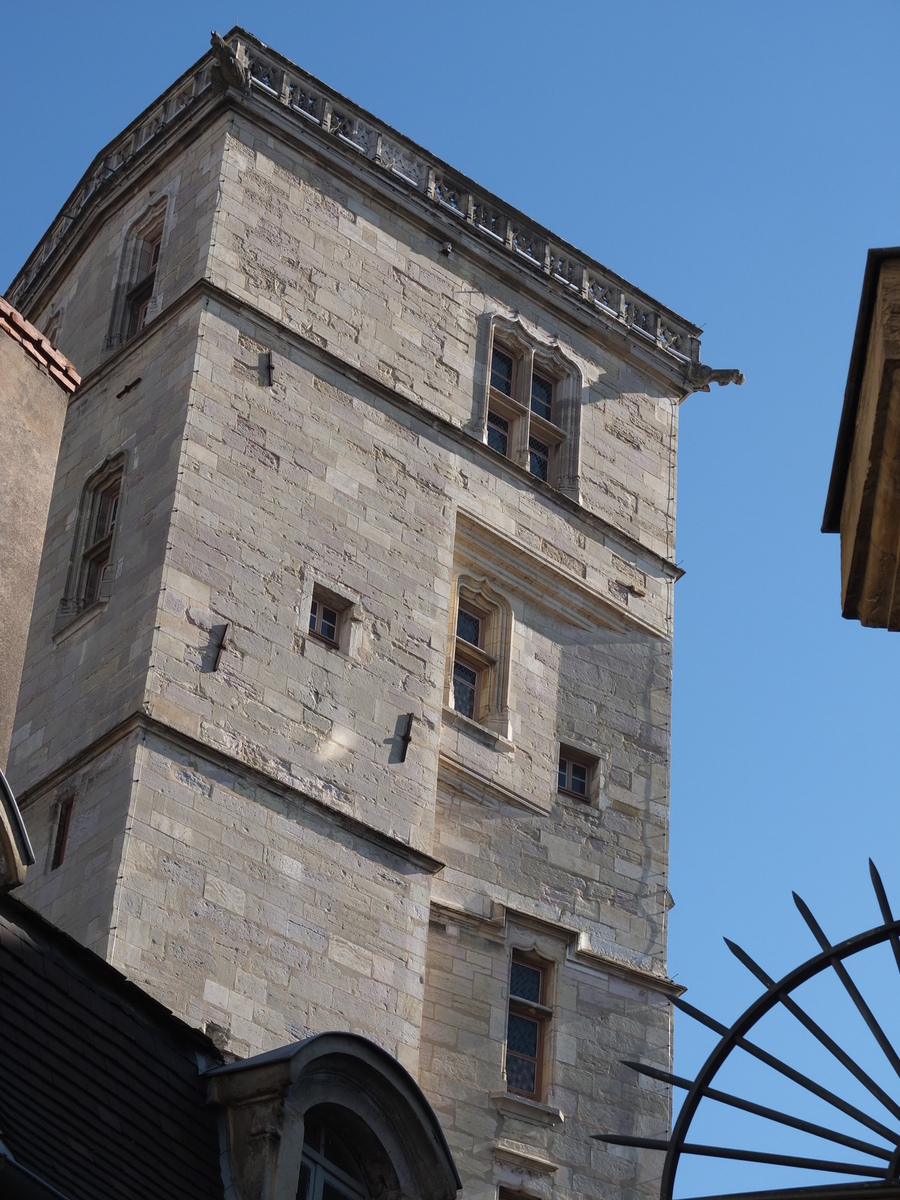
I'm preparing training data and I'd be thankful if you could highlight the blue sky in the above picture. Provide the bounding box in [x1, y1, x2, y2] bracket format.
[5, 3, 900, 1194]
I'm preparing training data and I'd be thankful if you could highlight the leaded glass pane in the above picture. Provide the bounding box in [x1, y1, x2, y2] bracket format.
[453, 661, 477, 718]
[456, 608, 481, 646]
[506, 1053, 536, 1095]
[487, 410, 509, 456]
[529, 438, 550, 481]
[531, 372, 553, 420]
[510, 961, 542, 1003]
[507, 1012, 539, 1056]
[491, 348, 514, 396]
[320, 605, 338, 641]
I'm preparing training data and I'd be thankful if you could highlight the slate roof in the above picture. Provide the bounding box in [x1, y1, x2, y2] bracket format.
[0, 893, 224, 1200]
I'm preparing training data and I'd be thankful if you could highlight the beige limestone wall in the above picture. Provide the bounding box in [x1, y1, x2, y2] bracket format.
[14, 731, 138, 955]
[6, 304, 204, 795]
[29, 121, 227, 383]
[420, 916, 670, 1200]
[7, 94, 681, 1200]
[110, 730, 434, 1065]
[0, 336, 70, 769]
[209, 121, 680, 562]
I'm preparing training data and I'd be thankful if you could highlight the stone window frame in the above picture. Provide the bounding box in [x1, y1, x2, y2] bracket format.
[308, 588, 345, 649]
[557, 742, 600, 804]
[56, 453, 126, 627]
[481, 315, 583, 499]
[106, 196, 169, 349]
[445, 574, 512, 740]
[505, 950, 554, 1101]
[299, 572, 363, 659]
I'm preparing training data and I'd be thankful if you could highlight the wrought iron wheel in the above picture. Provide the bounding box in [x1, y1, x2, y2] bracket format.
[596, 862, 900, 1200]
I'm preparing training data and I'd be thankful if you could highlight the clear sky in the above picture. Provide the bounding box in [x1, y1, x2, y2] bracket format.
[5, 3, 900, 1195]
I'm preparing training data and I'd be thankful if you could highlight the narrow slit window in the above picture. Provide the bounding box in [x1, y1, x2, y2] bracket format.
[51, 798, 74, 870]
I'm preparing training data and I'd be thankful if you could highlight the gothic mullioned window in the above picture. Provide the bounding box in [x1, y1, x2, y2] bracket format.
[57, 455, 125, 624]
[107, 198, 167, 348]
[446, 577, 512, 737]
[483, 317, 583, 497]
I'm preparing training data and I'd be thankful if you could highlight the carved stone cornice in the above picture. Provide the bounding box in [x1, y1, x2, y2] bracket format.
[7, 29, 702, 384]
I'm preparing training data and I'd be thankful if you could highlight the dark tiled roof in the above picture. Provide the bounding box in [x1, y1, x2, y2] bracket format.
[0, 894, 224, 1200]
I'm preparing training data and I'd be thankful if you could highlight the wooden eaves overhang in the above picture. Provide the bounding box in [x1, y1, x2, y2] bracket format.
[823, 249, 900, 628]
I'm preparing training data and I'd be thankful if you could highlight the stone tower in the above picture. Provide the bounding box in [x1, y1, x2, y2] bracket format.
[4, 29, 721, 1200]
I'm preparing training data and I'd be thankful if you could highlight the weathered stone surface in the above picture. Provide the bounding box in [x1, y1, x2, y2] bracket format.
[5, 29, 694, 1200]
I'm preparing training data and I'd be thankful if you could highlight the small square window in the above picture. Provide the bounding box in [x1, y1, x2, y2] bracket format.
[309, 596, 341, 646]
[557, 745, 597, 801]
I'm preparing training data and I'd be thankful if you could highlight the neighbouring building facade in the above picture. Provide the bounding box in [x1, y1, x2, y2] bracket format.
[824, 247, 900, 628]
[3, 29, 737, 1200]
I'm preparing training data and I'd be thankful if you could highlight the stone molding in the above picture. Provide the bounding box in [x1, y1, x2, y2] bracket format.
[7, 30, 700, 380]
[13, 712, 445, 877]
[490, 1095, 565, 1130]
[206, 1032, 460, 1200]
[58, 278, 689, 585]
[429, 899, 680, 996]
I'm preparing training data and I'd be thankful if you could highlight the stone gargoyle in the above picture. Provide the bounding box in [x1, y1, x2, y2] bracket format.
[685, 363, 746, 393]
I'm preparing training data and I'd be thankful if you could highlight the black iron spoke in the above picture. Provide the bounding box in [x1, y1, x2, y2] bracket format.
[678, 1144, 886, 1176]
[594, 1133, 886, 1177]
[593, 1133, 669, 1151]
[622, 1060, 892, 1160]
[676, 1186, 900, 1200]
[725, 938, 900, 1123]
[673, 996, 900, 1143]
[870, 860, 900, 979]
[793, 892, 900, 1082]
